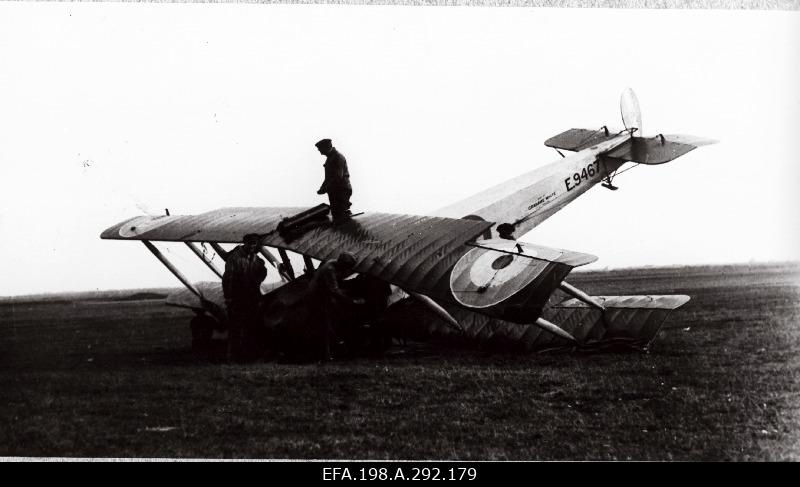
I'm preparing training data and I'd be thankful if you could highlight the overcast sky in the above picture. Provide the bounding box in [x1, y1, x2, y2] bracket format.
[0, 4, 798, 296]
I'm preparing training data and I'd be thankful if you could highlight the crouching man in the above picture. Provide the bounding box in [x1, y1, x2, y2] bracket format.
[307, 252, 364, 361]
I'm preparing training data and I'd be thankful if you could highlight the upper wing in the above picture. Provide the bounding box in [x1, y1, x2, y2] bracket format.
[102, 206, 601, 323]
[101, 207, 307, 242]
[101, 207, 494, 299]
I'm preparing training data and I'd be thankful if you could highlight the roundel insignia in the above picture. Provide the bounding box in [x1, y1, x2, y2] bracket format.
[449, 241, 551, 309]
[118, 215, 173, 238]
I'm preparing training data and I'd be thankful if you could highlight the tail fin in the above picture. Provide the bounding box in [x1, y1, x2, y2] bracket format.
[620, 87, 642, 135]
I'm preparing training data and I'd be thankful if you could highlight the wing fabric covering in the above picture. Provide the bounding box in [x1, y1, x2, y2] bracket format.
[385, 294, 689, 352]
[101, 207, 493, 303]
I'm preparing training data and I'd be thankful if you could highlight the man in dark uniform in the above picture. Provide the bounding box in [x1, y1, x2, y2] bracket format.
[222, 234, 268, 361]
[307, 252, 364, 361]
[315, 138, 353, 224]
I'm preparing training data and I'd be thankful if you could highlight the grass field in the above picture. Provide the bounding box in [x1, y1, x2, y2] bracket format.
[1, 263, 798, 460]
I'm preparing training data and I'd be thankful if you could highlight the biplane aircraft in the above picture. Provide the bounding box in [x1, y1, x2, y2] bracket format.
[101, 89, 716, 355]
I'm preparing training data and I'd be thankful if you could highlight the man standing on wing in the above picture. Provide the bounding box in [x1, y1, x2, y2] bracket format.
[315, 138, 353, 224]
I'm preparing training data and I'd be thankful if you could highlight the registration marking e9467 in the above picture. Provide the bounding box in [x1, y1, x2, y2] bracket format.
[564, 161, 601, 191]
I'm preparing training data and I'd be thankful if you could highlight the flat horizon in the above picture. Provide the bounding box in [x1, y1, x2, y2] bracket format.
[2, 259, 797, 301]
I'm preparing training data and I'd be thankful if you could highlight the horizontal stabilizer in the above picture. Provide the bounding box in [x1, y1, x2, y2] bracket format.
[544, 128, 620, 152]
[603, 135, 709, 165]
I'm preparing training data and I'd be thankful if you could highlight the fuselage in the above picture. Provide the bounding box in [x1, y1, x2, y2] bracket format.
[432, 134, 630, 239]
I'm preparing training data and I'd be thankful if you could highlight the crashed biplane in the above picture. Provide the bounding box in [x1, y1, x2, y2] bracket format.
[101, 89, 715, 354]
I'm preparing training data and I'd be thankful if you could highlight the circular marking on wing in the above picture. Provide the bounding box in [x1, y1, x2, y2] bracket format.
[469, 249, 530, 288]
[450, 244, 549, 309]
[119, 215, 173, 238]
[492, 254, 513, 270]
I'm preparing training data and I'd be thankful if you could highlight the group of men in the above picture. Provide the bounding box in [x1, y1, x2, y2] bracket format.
[219, 138, 358, 361]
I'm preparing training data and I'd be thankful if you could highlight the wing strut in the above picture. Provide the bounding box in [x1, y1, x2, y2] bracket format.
[559, 281, 605, 311]
[407, 291, 464, 333]
[184, 242, 224, 279]
[277, 248, 295, 280]
[303, 255, 316, 274]
[534, 317, 577, 342]
[259, 247, 291, 282]
[210, 242, 229, 261]
[143, 240, 201, 298]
